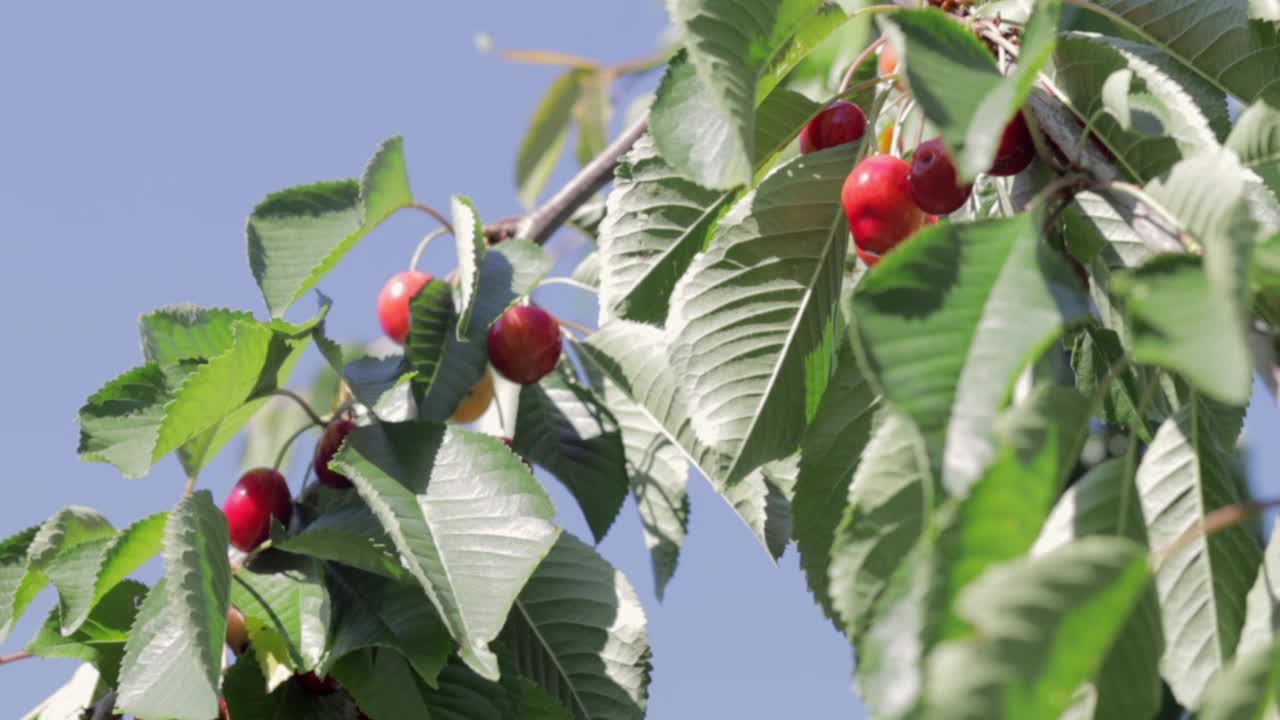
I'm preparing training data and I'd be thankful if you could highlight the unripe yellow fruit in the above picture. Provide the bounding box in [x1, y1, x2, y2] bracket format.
[451, 371, 495, 424]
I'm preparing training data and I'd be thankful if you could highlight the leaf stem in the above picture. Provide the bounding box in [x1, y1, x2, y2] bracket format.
[557, 318, 594, 336]
[273, 423, 315, 472]
[410, 227, 452, 272]
[838, 36, 887, 94]
[536, 276, 599, 295]
[0, 651, 32, 665]
[1153, 498, 1280, 571]
[267, 389, 328, 429]
[410, 202, 455, 235]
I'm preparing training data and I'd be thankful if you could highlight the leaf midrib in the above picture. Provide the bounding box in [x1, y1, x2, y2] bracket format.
[514, 597, 592, 720]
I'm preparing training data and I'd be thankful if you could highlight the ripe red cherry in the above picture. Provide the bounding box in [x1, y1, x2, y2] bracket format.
[223, 468, 291, 553]
[842, 155, 927, 256]
[799, 102, 867, 154]
[219, 697, 229, 720]
[909, 137, 973, 215]
[314, 419, 356, 489]
[988, 112, 1035, 176]
[487, 306, 562, 385]
[298, 672, 339, 696]
[377, 270, 432, 344]
[225, 607, 249, 655]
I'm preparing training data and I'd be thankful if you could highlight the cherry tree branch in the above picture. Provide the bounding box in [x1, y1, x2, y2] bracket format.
[0, 651, 32, 665]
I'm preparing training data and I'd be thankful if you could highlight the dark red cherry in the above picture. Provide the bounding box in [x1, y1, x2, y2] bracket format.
[842, 155, 927, 256]
[988, 112, 1035, 177]
[313, 419, 356, 489]
[223, 468, 291, 552]
[908, 137, 973, 215]
[799, 102, 867, 154]
[487, 306, 562, 385]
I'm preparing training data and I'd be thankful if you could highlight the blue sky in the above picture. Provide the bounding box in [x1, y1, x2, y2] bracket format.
[3, 4, 1279, 719]
[0, 2, 864, 717]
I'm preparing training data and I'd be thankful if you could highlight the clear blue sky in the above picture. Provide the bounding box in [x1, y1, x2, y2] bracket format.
[3, 4, 1279, 719]
[0, 2, 866, 717]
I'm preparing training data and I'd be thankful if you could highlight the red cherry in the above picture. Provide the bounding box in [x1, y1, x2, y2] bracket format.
[988, 112, 1034, 176]
[855, 243, 883, 268]
[377, 270, 432, 344]
[223, 468, 291, 552]
[298, 671, 339, 696]
[314, 419, 356, 489]
[841, 155, 927, 256]
[219, 697, 230, 720]
[908, 137, 973, 215]
[799, 102, 867, 154]
[487, 306, 562, 385]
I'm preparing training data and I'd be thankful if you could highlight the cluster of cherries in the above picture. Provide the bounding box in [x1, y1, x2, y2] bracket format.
[801, 45, 1035, 266]
[211, 260, 568, 710]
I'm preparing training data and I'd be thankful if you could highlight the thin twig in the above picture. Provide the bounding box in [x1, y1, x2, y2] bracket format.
[410, 226, 451, 271]
[410, 202, 455, 235]
[536, 276, 599, 294]
[0, 651, 32, 665]
[1153, 498, 1280, 570]
[268, 389, 327, 429]
[273, 423, 315, 472]
[839, 36, 887, 94]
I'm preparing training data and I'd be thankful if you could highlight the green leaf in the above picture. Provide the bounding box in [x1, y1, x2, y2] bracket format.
[889, 2, 1060, 180]
[26, 580, 144, 687]
[1242, 520, 1280, 655]
[649, 53, 752, 191]
[853, 545, 933, 720]
[405, 277, 457, 401]
[1053, 33, 1228, 183]
[45, 512, 166, 636]
[597, 133, 729, 325]
[1229, 100, 1280, 201]
[1081, 0, 1280, 106]
[1136, 396, 1261, 707]
[502, 533, 651, 720]
[728, 456, 798, 561]
[332, 423, 560, 680]
[925, 538, 1152, 720]
[572, 251, 600, 288]
[852, 213, 1089, 496]
[580, 321, 786, 558]
[755, 2, 848, 103]
[249, 136, 413, 317]
[828, 411, 930, 644]
[274, 500, 405, 580]
[452, 194, 488, 340]
[752, 87, 822, 171]
[511, 676, 576, 720]
[117, 491, 231, 720]
[75, 365, 172, 479]
[574, 71, 611, 166]
[517, 70, 581, 208]
[1199, 640, 1280, 720]
[1071, 324, 1157, 440]
[1035, 459, 1166, 720]
[794, 327, 881, 626]
[465, 240, 554, 336]
[666, 144, 854, 484]
[232, 558, 330, 678]
[329, 649, 435, 719]
[324, 565, 453, 686]
[513, 366, 629, 543]
[223, 652, 356, 720]
[139, 305, 250, 365]
[426, 655, 518, 720]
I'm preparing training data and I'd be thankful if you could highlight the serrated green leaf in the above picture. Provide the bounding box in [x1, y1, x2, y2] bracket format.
[1230, 100, 1280, 202]
[1137, 396, 1261, 707]
[571, 251, 600, 288]
[890, 2, 1059, 180]
[853, 545, 933, 720]
[518, 70, 582, 208]
[46, 512, 166, 636]
[756, 2, 848, 103]
[324, 565, 452, 686]
[452, 194, 488, 340]
[249, 136, 413, 317]
[649, 53, 752, 191]
[1242, 522, 1280, 656]
[232, 557, 330, 675]
[330, 649, 435, 719]
[852, 212, 1089, 496]
[598, 133, 729, 325]
[1200, 640, 1280, 720]
[753, 87, 822, 170]
[426, 655, 518, 720]
[117, 491, 230, 720]
[1080, 0, 1280, 106]
[666, 144, 853, 484]
[275, 500, 404, 580]
[139, 305, 250, 365]
[405, 277, 457, 401]
[926, 538, 1151, 720]
[579, 321, 787, 559]
[465, 240, 554, 336]
[502, 533, 650, 720]
[828, 411, 930, 644]
[332, 423, 560, 680]
[342, 353, 418, 422]
[513, 366, 628, 543]
[1035, 459, 1165, 720]
[223, 651, 357, 720]
[1071, 324, 1157, 440]
[26, 580, 144, 687]
[794, 326, 881, 627]
[75, 365, 172, 479]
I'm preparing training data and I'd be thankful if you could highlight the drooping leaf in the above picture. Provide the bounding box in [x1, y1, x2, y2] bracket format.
[925, 538, 1152, 720]
[1071, 324, 1157, 440]
[666, 143, 854, 483]
[889, 2, 1060, 180]
[517, 70, 582, 208]
[852, 213, 1089, 496]
[452, 194, 488, 340]
[426, 655, 519, 720]
[329, 649, 435, 720]
[854, 545, 934, 720]
[501, 533, 650, 720]
[597, 133, 729, 325]
[274, 500, 405, 580]
[1136, 396, 1262, 707]
[324, 565, 453, 686]
[405, 277, 460, 401]
[828, 411, 930, 643]
[223, 651, 356, 720]
[1035, 459, 1166, 720]
[513, 366, 629, 543]
[231, 557, 330, 678]
[755, 2, 849, 102]
[25, 580, 144, 687]
[117, 491, 231, 720]
[249, 136, 413, 317]
[332, 423, 560, 680]
[1229, 99, 1280, 201]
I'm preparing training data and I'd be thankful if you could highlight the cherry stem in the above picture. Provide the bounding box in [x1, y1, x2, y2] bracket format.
[557, 318, 594, 337]
[410, 203, 455, 235]
[535, 276, 599, 295]
[274, 423, 315, 472]
[410, 226, 451, 272]
[1154, 498, 1280, 571]
[268, 389, 328, 429]
[838, 36, 887, 95]
[0, 651, 32, 665]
